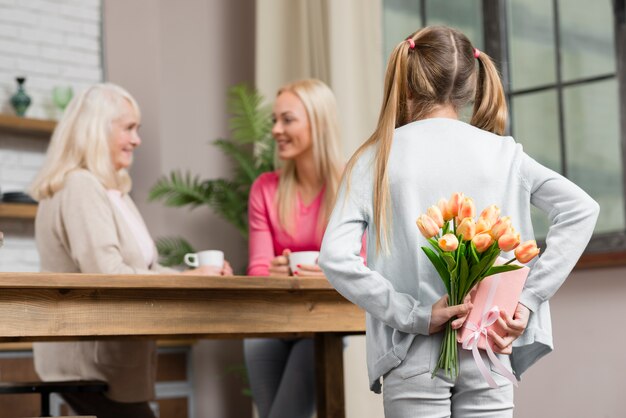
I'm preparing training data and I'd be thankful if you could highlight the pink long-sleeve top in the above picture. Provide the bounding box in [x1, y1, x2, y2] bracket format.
[247, 171, 365, 276]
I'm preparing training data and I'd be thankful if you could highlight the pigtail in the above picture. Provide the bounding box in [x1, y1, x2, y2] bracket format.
[344, 37, 414, 253]
[470, 51, 507, 135]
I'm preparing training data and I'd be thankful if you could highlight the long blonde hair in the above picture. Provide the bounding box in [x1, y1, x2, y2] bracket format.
[345, 26, 507, 253]
[30, 83, 141, 201]
[275, 79, 343, 236]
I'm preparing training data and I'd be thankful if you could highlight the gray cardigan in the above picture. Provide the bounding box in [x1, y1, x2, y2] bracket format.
[319, 118, 599, 393]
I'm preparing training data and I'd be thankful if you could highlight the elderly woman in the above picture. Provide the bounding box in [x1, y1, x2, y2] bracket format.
[29, 83, 232, 417]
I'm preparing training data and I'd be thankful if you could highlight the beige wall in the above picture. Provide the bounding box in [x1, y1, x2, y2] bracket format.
[515, 266, 624, 417]
[103, 1, 255, 417]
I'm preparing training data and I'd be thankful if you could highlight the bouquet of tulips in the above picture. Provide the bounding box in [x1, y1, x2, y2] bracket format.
[416, 192, 540, 380]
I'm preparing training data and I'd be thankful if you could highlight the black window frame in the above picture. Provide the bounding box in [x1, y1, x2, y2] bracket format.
[385, 0, 626, 266]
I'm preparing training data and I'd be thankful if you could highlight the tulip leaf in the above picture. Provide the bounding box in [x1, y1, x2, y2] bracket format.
[469, 242, 480, 265]
[442, 220, 451, 235]
[484, 264, 523, 277]
[422, 247, 450, 293]
[457, 255, 469, 304]
[428, 237, 443, 254]
[442, 253, 456, 271]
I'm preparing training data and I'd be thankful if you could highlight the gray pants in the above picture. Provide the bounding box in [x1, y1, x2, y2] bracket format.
[244, 338, 315, 418]
[383, 335, 514, 418]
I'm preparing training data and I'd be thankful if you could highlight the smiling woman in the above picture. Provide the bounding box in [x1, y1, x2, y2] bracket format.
[244, 79, 348, 418]
[109, 99, 141, 171]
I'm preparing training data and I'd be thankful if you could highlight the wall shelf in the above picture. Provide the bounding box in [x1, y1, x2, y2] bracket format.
[0, 114, 56, 137]
[0, 203, 37, 219]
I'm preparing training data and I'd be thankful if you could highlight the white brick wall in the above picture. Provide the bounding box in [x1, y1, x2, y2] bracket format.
[0, 0, 103, 272]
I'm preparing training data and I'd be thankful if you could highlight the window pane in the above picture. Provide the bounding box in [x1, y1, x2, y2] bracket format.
[508, 0, 556, 91]
[511, 91, 561, 239]
[426, 0, 483, 50]
[511, 91, 561, 172]
[563, 79, 624, 234]
[559, 0, 615, 82]
[383, 0, 422, 61]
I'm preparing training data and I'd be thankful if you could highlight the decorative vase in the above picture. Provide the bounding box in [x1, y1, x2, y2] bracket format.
[10, 77, 32, 117]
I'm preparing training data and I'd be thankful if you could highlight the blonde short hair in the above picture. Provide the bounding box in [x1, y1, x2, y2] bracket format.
[30, 83, 140, 201]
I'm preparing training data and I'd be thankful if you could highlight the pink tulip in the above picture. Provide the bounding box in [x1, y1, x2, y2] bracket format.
[438, 234, 459, 252]
[490, 216, 512, 240]
[456, 217, 476, 241]
[498, 232, 521, 252]
[448, 192, 464, 218]
[438, 198, 454, 221]
[472, 233, 494, 253]
[479, 205, 500, 229]
[457, 197, 476, 222]
[427, 205, 444, 228]
[515, 240, 540, 263]
[416, 214, 439, 239]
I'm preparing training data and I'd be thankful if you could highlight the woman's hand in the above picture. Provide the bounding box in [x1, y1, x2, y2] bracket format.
[269, 249, 291, 276]
[182, 265, 222, 276]
[294, 264, 325, 277]
[221, 261, 233, 276]
[182, 261, 233, 276]
[429, 294, 473, 335]
[488, 303, 530, 354]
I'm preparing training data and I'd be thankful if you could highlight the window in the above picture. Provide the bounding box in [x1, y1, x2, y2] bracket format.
[382, 0, 626, 260]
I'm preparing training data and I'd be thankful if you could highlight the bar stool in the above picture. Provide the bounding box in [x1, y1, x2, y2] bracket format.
[0, 380, 108, 417]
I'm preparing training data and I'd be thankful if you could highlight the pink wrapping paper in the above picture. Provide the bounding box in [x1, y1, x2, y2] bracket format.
[457, 264, 529, 350]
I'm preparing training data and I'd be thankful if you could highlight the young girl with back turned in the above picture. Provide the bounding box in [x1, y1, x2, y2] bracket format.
[319, 26, 599, 417]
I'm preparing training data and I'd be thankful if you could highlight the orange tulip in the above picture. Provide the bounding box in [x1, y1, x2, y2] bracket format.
[498, 232, 521, 252]
[438, 234, 459, 252]
[456, 217, 476, 241]
[416, 214, 439, 239]
[479, 205, 500, 229]
[457, 197, 476, 222]
[490, 216, 512, 240]
[448, 192, 464, 218]
[475, 218, 491, 235]
[472, 233, 494, 253]
[427, 205, 444, 228]
[438, 198, 454, 221]
[515, 240, 540, 263]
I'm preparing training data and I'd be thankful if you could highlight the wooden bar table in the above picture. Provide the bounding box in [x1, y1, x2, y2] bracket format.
[0, 273, 365, 418]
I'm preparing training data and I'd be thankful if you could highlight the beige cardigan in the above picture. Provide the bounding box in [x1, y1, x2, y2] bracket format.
[33, 169, 176, 403]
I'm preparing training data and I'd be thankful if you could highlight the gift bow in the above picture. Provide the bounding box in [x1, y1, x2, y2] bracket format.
[461, 306, 518, 388]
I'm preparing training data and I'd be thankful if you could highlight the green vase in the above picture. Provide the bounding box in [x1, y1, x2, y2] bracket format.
[10, 77, 32, 117]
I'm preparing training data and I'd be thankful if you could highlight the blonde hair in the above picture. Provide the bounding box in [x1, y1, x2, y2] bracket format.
[275, 79, 343, 236]
[345, 26, 507, 253]
[30, 83, 141, 201]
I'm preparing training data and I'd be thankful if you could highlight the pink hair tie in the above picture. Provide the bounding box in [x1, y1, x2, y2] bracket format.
[473, 48, 481, 59]
[406, 38, 415, 49]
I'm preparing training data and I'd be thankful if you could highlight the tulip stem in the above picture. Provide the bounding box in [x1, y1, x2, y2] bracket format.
[504, 257, 516, 265]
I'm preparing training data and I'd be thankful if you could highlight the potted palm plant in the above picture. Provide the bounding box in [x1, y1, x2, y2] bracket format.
[149, 84, 274, 267]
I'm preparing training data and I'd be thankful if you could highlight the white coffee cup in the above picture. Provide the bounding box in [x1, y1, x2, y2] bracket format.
[289, 251, 320, 275]
[184, 250, 224, 268]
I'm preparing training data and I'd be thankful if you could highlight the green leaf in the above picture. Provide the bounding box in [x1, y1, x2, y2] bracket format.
[457, 255, 469, 303]
[227, 84, 273, 144]
[484, 264, 523, 277]
[422, 247, 450, 293]
[442, 253, 456, 271]
[149, 171, 212, 207]
[155, 237, 196, 267]
[469, 241, 480, 265]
